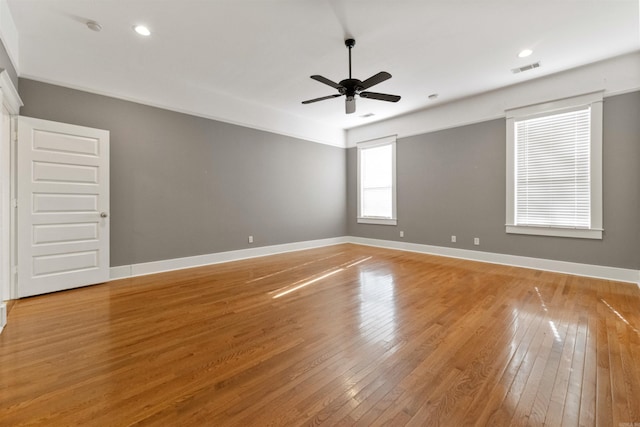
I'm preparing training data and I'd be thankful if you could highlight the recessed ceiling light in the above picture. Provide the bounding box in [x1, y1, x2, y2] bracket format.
[518, 49, 533, 58]
[428, 93, 439, 100]
[133, 25, 151, 36]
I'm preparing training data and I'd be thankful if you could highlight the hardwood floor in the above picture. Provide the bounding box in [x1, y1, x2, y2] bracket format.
[1, 244, 639, 426]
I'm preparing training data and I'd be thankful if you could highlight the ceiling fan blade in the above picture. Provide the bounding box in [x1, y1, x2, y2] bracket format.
[360, 71, 392, 90]
[302, 94, 342, 104]
[360, 91, 401, 102]
[346, 96, 356, 114]
[310, 75, 343, 89]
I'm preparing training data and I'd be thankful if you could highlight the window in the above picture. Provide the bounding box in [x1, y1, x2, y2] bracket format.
[506, 92, 603, 239]
[357, 135, 397, 225]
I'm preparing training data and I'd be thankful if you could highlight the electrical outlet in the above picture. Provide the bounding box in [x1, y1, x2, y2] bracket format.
[474, 237, 480, 245]
[451, 235, 456, 243]
[400, 231, 404, 238]
[248, 235, 254, 244]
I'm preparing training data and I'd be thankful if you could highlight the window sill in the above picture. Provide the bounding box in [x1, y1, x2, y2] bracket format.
[358, 217, 397, 226]
[506, 225, 602, 240]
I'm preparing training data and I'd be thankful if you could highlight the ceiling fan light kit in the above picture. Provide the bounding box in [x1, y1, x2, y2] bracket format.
[302, 38, 401, 114]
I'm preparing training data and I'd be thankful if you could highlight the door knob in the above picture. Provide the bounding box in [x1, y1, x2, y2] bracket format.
[100, 212, 108, 218]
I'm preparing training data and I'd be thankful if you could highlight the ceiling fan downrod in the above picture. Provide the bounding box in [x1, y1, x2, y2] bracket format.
[346, 38, 355, 79]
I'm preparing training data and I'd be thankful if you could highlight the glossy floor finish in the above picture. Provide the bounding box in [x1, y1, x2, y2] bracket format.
[1, 244, 639, 426]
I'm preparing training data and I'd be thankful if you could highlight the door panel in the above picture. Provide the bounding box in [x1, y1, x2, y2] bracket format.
[33, 162, 99, 184]
[18, 117, 109, 298]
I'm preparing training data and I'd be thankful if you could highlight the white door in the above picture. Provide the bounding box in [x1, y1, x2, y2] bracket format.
[17, 117, 109, 298]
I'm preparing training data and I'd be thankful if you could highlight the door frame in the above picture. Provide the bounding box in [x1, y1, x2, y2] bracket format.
[0, 70, 23, 330]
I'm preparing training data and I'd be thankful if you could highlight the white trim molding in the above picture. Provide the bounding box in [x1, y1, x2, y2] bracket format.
[0, 69, 23, 114]
[505, 91, 603, 240]
[110, 235, 639, 286]
[346, 52, 640, 147]
[110, 237, 350, 280]
[356, 135, 398, 226]
[23, 75, 346, 149]
[0, 302, 6, 333]
[0, 70, 20, 312]
[348, 237, 640, 285]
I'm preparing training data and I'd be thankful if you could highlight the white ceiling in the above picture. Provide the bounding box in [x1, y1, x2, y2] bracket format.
[6, 0, 640, 143]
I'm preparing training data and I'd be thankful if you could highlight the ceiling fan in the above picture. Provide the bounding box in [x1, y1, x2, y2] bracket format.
[302, 38, 401, 114]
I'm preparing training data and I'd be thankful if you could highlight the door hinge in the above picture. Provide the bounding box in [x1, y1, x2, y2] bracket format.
[11, 199, 17, 208]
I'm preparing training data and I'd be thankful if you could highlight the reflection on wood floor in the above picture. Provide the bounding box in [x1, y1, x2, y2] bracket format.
[1, 243, 639, 426]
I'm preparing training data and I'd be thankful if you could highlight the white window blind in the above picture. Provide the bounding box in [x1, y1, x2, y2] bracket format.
[515, 107, 591, 228]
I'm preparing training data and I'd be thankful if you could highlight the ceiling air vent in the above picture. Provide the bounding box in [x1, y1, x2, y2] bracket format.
[511, 61, 541, 74]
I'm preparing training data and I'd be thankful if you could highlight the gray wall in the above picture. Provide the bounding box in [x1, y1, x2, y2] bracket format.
[16, 77, 640, 271]
[0, 40, 18, 89]
[348, 91, 640, 270]
[19, 79, 347, 266]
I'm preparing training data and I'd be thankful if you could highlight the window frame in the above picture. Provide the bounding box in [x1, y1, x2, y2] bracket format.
[357, 135, 397, 226]
[505, 91, 603, 239]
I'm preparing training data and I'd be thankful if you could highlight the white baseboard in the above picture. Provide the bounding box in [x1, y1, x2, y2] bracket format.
[110, 235, 640, 285]
[110, 237, 350, 280]
[349, 237, 640, 285]
[0, 302, 6, 334]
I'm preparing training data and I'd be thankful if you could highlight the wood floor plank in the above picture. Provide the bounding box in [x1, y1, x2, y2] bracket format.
[616, 311, 640, 425]
[595, 305, 614, 427]
[543, 313, 578, 426]
[1, 244, 639, 426]
[606, 306, 630, 427]
[578, 315, 598, 427]
[453, 287, 539, 426]
[481, 307, 549, 425]
[508, 281, 573, 426]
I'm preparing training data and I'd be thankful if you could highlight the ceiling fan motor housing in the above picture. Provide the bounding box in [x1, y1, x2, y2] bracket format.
[339, 78, 363, 96]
